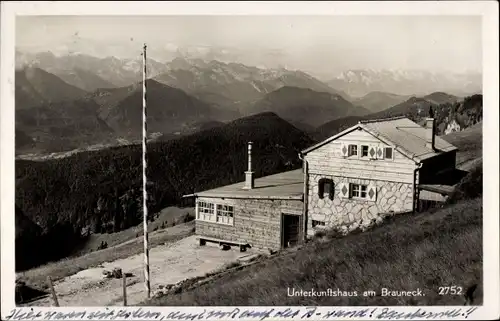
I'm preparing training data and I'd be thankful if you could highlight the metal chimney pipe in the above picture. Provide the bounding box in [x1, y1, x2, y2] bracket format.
[247, 141, 252, 172]
[243, 142, 254, 190]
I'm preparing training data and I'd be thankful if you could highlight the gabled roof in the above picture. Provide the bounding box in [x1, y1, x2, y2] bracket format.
[302, 116, 458, 163]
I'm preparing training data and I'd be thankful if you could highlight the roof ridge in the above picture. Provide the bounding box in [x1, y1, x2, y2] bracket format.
[358, 115, 408, 124]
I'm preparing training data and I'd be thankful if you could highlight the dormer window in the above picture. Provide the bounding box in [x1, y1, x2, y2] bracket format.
[384, 147, 393, 159]
[318, 178, 334, 200]
[361, 145, 369, 157]
[348, 144, 358, 157]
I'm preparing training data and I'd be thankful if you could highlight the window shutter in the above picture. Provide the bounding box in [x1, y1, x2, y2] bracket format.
[376, 145, 384, 160]
[340, 143, 348, 157]
[367, 184, 377, 201]
[318, 179, 325, 199]
[339, 182, 349, 199]
[369, 145, 377, 159]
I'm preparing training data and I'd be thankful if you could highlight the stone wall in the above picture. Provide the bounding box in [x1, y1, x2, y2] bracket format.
[307, 174, 413, 237]
[195, 197, 303, 250]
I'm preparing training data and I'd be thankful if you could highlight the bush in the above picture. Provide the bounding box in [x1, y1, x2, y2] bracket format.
[223, 261, 241, 270]
[97, 241, 108, 251]
[313, 230, 326, 238]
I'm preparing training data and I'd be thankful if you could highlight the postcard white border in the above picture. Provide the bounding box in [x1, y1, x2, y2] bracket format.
[1, 1, 498, 320]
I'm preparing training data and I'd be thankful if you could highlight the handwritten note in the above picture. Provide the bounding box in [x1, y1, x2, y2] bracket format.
[3, 306, 480, 321]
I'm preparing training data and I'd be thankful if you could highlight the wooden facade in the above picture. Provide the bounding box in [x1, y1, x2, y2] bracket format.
[195, 197, 303, 250]
[190, 170, 305, 251]
[305, 128, 417, 184]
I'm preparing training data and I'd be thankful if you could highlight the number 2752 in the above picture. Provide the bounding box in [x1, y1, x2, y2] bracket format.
[438, 286, 463, 295]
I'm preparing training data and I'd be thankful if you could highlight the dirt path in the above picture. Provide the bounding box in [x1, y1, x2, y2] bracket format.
[25, 235, 252, 307]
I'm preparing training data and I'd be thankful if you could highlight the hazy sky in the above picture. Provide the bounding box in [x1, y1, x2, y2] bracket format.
[16, 15, 482, 75]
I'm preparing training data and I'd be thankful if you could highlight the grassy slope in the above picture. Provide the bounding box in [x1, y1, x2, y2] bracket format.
[442, 122, 482, 166]
[72, 207, 195, 256]
[146, 124, 483, 306]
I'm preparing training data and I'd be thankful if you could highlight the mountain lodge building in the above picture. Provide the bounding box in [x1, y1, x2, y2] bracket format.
[184, 116, 461, 251]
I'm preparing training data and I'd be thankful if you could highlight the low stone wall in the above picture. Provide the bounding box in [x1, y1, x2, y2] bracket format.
[307, 174, 413, 236]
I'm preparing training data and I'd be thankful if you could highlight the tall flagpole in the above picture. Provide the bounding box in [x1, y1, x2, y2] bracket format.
[142, 43, 151, 299]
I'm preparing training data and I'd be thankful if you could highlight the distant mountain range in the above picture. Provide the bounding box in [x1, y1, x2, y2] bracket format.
[16, 50, 169, 88]
[14, 49, 482, 155]
[90, 79, 237, 138]
[13, 56, 359, 153]
[154, 57, 351, 107]
[15, 70, 240, 153]
[327, 69, 482, 98]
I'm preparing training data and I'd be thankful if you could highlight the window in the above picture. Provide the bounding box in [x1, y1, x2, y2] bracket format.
[348, 144, 358, 157]
[312, 220, 326, 228]
[216, 204, 234, 225]
[350, 183, 368, 199]
[197, 201, 234, 225]
[384, 147, 393, 159]
[361, 145, 369, 157]
[318, 178, 334, 200]
[197, 201, 215, 221]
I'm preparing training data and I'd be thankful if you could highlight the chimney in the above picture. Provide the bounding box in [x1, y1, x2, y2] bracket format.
[424, 117, 436, 150]
[243, 142, 255, 190]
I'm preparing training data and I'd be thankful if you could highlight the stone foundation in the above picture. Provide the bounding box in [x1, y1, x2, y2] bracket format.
[307, 174, 413, 236]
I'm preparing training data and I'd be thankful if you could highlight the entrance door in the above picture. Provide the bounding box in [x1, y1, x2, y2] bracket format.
[282, 214, 301, 248]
